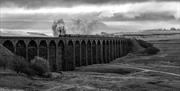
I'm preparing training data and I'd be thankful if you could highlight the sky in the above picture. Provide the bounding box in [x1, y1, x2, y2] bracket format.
[0, 0, 180, 35]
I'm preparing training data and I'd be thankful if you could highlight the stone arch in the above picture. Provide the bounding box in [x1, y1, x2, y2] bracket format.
[92, 40, 97, 64]
[102, 40, 106, 63]
[109, 40, 113, 61]
[121, 40, 125, 56]
[66, 40, 74, 71]
[127, 39, 132, 53]
[16, 40, 26, 59]
[124, 40, 128, 55]
[120, 40, 123, 57]
[114, 40, 116, 58]
[49, 41, 57, 71]
[28, 40, 37, 61]
[116, 40, 118, 58]
[58, 40, 65, 71]
[124, 40, 127, 56]
[75, 41, 81, 67]
[39, 40, 48, 59]
[112, 40, 115, 60]
[3, 40, 14, 53]
[117, 40, 121, 57]
[123, 40, 126, 55]
[113, 40, 116, 59]
[81, 40, 87, 66]
[87, 40, 92, 65]
[97, 41, 101, 64]
[106, 41, 110, 63]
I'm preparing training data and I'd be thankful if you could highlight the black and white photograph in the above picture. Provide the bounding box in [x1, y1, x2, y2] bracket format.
[0, 0, 180, 91]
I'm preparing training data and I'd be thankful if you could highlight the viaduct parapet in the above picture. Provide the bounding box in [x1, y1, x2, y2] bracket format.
[0, 35, 132, 71]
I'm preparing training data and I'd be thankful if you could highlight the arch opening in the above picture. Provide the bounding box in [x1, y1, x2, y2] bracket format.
[116, 40, 118, 58]
[113, 41, 116, 59]
[102, 41, 106, 63]
[117, 41, 121, 57]
[66, 41, 74, 71]
[3, 40, 14, 53]
[121, 40, 125, 56]
[28, 40, 37, 61]
[75, 41, 81, 67]
[120, 40, 123, 57]
[16, 40, 26, 59]
[39, 40, 48, 59]
[58, 41, 65, 71]
[92, 41, 97, 64]
[87, 41, 92, 65]
[97, 41, 101, 64]
[110, 41, 113, 61]
[106, 41, 110, 63]
[49, 41, 56, 72]
[81, 41, 87, 66]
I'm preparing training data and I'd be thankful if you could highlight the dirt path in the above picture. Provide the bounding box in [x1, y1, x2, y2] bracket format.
[124, 65, 180, 77]
[156, 65, 180, 68]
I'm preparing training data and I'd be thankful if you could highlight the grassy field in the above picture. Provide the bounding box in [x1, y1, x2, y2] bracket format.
[0, 39, 180, 91]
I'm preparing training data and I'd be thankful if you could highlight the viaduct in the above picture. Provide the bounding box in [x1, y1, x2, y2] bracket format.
[0, 35, 132, 71]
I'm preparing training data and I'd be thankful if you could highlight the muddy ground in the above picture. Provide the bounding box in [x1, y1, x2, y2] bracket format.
[0, 39, 180, 91]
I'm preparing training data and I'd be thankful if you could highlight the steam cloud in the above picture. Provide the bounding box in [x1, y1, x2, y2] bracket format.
[52, 17, 104, 36]
[52, 19, 65, 37]
[67, 18, 100, 35]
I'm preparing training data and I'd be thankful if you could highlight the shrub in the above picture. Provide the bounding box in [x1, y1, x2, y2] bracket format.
[0, 58, 6, 69]
[0, 44, 51, 77]
[30, 56, 50, 76]
[11, 56, 36, 76]
[135, 39, 160, 55]
[0, 55, 16, 70]
[137, 40, 153, 48]
[144, 47, 160, 55]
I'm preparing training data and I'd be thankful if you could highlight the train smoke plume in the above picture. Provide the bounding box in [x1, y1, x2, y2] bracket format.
[52, 17, 105, 36]
[67, 18, 100, 35]
[52, 19, 65, 37]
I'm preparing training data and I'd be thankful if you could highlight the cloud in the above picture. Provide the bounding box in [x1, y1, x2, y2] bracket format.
[100, 1, 180, 20]
[1, 0, 180, 8]
[0, 0, 180, 34]
[1, 1, 179, 20]
[102, 12, 178, 21]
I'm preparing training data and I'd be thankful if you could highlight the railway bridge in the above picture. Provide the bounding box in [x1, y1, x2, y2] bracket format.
[0, 35, 132, 71]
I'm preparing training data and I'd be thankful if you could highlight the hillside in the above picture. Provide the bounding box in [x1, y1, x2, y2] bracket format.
[0, 44, 15, 66]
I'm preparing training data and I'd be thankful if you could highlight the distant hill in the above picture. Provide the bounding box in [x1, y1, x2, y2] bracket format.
[109, 28, 180, 41]
[0, 30, 49, 37]
[112, 28, 180, 35]
[140, 28, 180, 34]
[27, 32, 49, 37]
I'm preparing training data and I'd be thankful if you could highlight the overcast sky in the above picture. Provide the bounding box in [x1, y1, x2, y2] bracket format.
[0, 0, 180, 35]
